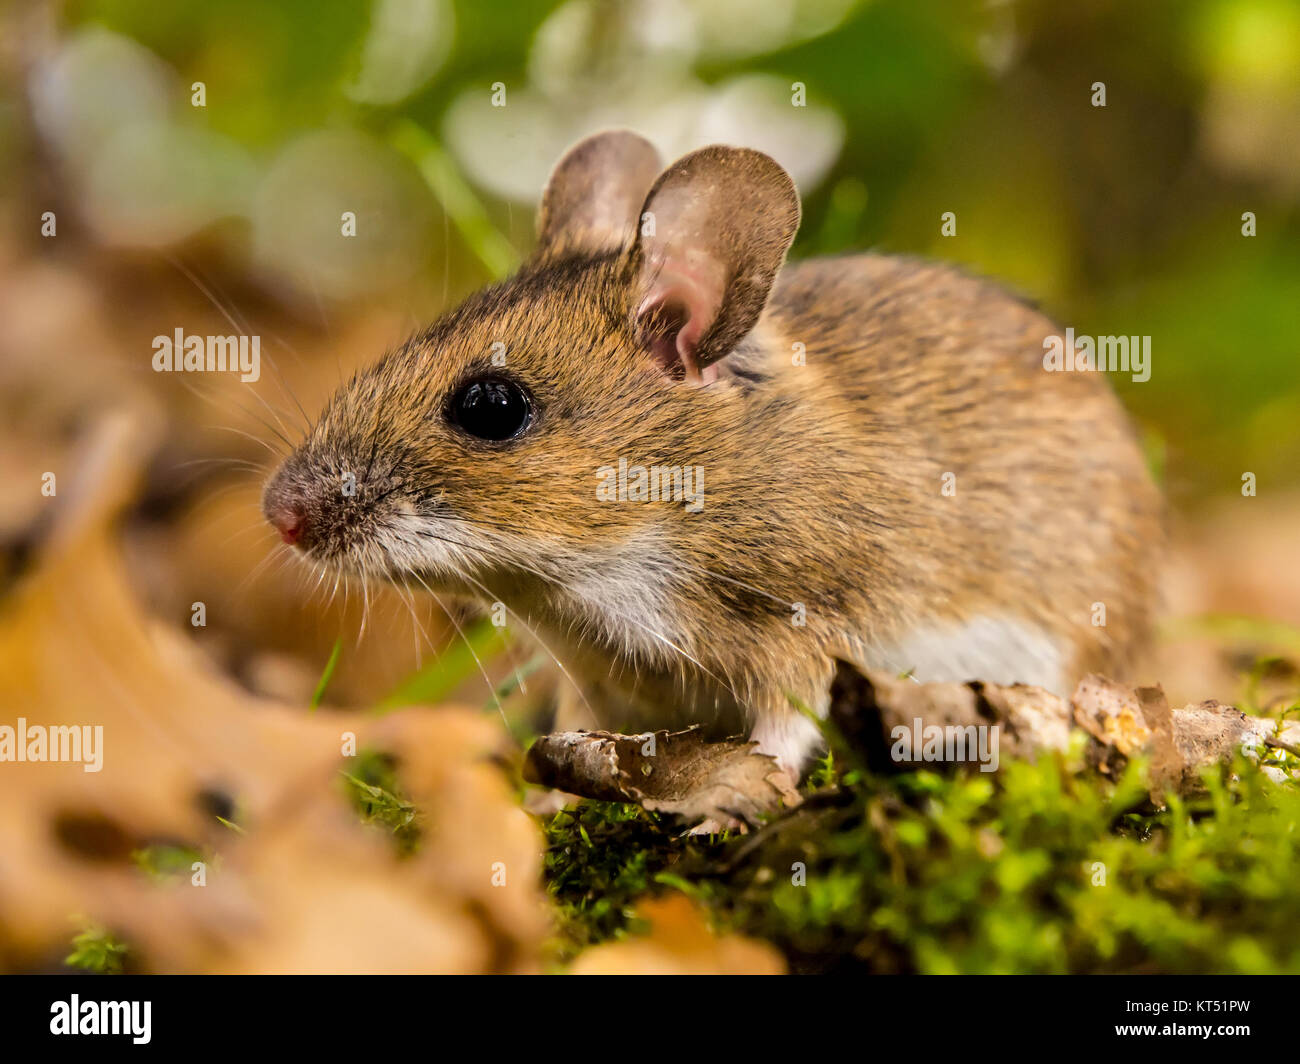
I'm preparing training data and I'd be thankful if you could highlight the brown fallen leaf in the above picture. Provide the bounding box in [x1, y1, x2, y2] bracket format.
[567, 894, 785, 975]
[523, 727, 801, 826]
[0, 410, 547, 973]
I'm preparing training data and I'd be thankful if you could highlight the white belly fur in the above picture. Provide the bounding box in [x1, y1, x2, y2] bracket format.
[845, 615, 1068, 696]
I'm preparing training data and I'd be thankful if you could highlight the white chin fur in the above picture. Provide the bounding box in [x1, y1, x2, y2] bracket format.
[372, 515, 685, 665]
[367, 510, 490, 584]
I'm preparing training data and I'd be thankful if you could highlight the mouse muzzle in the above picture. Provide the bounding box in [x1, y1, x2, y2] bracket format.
[262, 463, 318, 550]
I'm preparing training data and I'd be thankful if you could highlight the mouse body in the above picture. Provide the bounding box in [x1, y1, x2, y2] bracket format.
[263, 131, 1161, 776]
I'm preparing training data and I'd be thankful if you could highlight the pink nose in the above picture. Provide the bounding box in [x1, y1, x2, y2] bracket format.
[268, 502, 307, 546]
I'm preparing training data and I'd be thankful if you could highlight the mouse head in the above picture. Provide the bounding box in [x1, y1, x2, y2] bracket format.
[262, 131, 800, 623]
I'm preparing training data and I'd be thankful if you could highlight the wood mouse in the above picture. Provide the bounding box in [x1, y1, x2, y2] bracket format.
[262, 130, 1162, 779]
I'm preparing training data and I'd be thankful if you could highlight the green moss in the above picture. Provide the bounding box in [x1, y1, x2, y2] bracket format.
[545, 734, 1300, 974]
[541, 801, 727, 963]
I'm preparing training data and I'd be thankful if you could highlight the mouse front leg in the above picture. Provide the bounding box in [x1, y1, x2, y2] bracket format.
[748, 697, 827, 782]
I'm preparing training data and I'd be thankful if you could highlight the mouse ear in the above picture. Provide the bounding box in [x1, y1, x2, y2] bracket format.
[629, 146, 800, 383]
[535, 130, 663, 260]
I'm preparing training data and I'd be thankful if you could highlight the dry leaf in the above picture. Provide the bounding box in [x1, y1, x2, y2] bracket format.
[0, 411, 547, 973]
[523, 727, 800, 826]
[1071, 674, 1295, 800]
[1071, 674, 1154, 758]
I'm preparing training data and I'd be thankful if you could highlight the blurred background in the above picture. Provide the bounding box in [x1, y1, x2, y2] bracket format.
[1, 0, 1298, 714]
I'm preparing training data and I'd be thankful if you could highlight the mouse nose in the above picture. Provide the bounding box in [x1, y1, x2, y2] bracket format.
[266, 499, 308, 546]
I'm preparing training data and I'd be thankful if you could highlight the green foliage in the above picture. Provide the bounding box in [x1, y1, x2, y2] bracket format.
[541, 801, 722, 963]
[56, 0, 1300, 499]
[544, 744, 1300, 974]
[341, 748, 421, 856]
[130, 843, 206, 883]
[65, 925, 130, 974]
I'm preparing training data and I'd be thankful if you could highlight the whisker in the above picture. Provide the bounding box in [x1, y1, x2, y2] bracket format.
[452, 568, 599, 721]
[376, 522, 596, 720]
[405, 568, 510, 728]
[163, 252, 250, 336]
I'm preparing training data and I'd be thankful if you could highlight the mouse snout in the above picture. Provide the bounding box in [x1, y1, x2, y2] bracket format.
[262, 471, 314, 550]
[262, 445, 398, 564]
[267, 498, 307, 546]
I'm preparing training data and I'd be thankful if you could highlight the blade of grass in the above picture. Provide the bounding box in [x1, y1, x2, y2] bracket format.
[374, 617, 509, 713]
[389, 118, 521, 282]
[483, 651, 546, 710]
[1160, 613, 1300, 652]
[310, 638, 343, 710]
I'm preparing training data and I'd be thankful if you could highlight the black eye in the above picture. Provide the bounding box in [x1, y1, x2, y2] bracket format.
[447, 375, 533, 442]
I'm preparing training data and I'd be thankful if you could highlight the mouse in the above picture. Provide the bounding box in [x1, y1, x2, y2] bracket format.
[262, 129, 1162, 780]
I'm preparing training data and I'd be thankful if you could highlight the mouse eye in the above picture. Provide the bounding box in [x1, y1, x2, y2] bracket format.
[447, 375, 533, 442]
